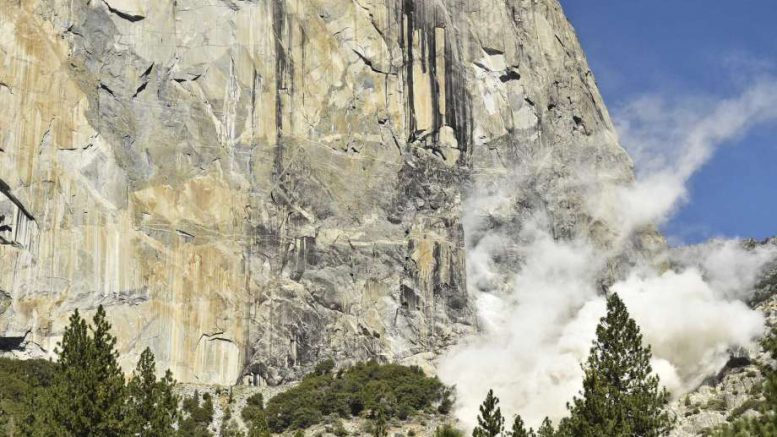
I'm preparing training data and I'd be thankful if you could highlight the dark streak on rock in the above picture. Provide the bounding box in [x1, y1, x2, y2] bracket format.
[99, 82, 116, 96]
[139, 63, 154, 78]
[102, 0, 145, 22]
[400, 0, 417, 138]
[272, 0, 288, 181]
[0, 82, 12, 95]
[499, 69, 521, 83]
[0, 179, 35, 224]
[483, 47, 504, 55]
[132, 81, 147, 98]
[172, 73, 201, 83]
[399, 0, 472, 159]
[352, 49, 391, 75]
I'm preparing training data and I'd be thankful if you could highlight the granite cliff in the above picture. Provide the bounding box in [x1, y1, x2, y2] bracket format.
[0, 0, 652, 385]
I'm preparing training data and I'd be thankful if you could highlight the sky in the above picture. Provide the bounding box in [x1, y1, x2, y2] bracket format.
[560, 0, 777, 245]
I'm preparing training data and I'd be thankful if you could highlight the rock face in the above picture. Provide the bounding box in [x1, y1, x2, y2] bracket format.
[668, 293, 776, 436]
[0, 0, 641, 385]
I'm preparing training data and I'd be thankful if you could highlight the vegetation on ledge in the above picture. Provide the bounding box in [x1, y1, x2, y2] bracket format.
[258, 359, 453, 433]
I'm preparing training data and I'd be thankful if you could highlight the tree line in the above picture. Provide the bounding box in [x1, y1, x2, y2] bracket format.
[4, 292, 777, 436]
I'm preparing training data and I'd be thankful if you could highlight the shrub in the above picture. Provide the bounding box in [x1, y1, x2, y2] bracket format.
[242, 392, 265, 424]
[705, 398, 728, 411]
[178, 391, 214, 436]
[727, 398, 763, 420]
[332, 419, 348, 436]
[263, 360, 449, 432]
[434, 424, 465, 437]
[315, 359, 336, 375]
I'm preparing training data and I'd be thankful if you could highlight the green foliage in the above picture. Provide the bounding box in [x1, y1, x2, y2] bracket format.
[705, 398, 728, 412]
[435, 424, 465, 437]
[559, 293, 672, 437]
[247, 412, 271, 437]
[0, 358, 56, 435]
[178, 390, 214, 437]
[331, 419, 348, 436]
[13, 306, 182, 436]
[90, 305, 127, 434]
[32, 307, 127, 435]
[438, 386, 455, 415]
[314, 358, 335, 376]
[472, 389, 504, 437]
[220, 406, 246, 437]
[727, 398, 763, 421]
[125, 347, 179, 436]
[371, 405, 388, 437]
[510, 414, 530, 437]
[239, 391, 269, 437]
[242, 392, 267, 429]
[535, 417, 555, 437]
[263, 360, 448, 432]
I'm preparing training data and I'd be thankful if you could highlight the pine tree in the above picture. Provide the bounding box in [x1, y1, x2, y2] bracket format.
[32, 306, 130, 435]
[510, 415, 530, 437]
[535, 417, 555, 437]
[36, 309, 96, 434]
[126, 347, 179, 436]
[89, 305, 127, 435]
[561, 293, 672, 437]
[473, 389, 505, 437]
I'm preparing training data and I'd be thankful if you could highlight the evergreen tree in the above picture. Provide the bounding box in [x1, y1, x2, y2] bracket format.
[510, 415, 530, 437]
[23, 307, 185, 436]
[126, 347, 179, 436]
[33, 309, 103, 435]
[561, 293, 672, 437]
[88, 305, 127, 435]
[535, 417, 555, 437]
[473, 389, 505, 437]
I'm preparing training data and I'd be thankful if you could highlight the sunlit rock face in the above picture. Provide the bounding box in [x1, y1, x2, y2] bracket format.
[0, 0, 646, 385]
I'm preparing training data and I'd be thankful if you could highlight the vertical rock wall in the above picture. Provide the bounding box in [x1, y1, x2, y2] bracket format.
[0, 0, 651, 384]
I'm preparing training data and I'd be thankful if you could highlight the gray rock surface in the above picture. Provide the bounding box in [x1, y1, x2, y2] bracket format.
[0, 0, 646, 384]
[669, 239, 777, 436]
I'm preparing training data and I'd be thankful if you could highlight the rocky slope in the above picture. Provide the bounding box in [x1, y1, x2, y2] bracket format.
[0, 0, 649, 385]
[669, 239, 777, 436]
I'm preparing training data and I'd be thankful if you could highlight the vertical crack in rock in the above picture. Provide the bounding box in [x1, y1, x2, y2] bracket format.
[272, 0, 289, 182]
[398, 0, 472, 161]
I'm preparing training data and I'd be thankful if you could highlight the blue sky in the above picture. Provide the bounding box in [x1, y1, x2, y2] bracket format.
[560, 1, 777, 244]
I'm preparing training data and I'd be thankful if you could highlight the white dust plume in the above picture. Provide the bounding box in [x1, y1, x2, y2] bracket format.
[440, 80, 777, 429]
